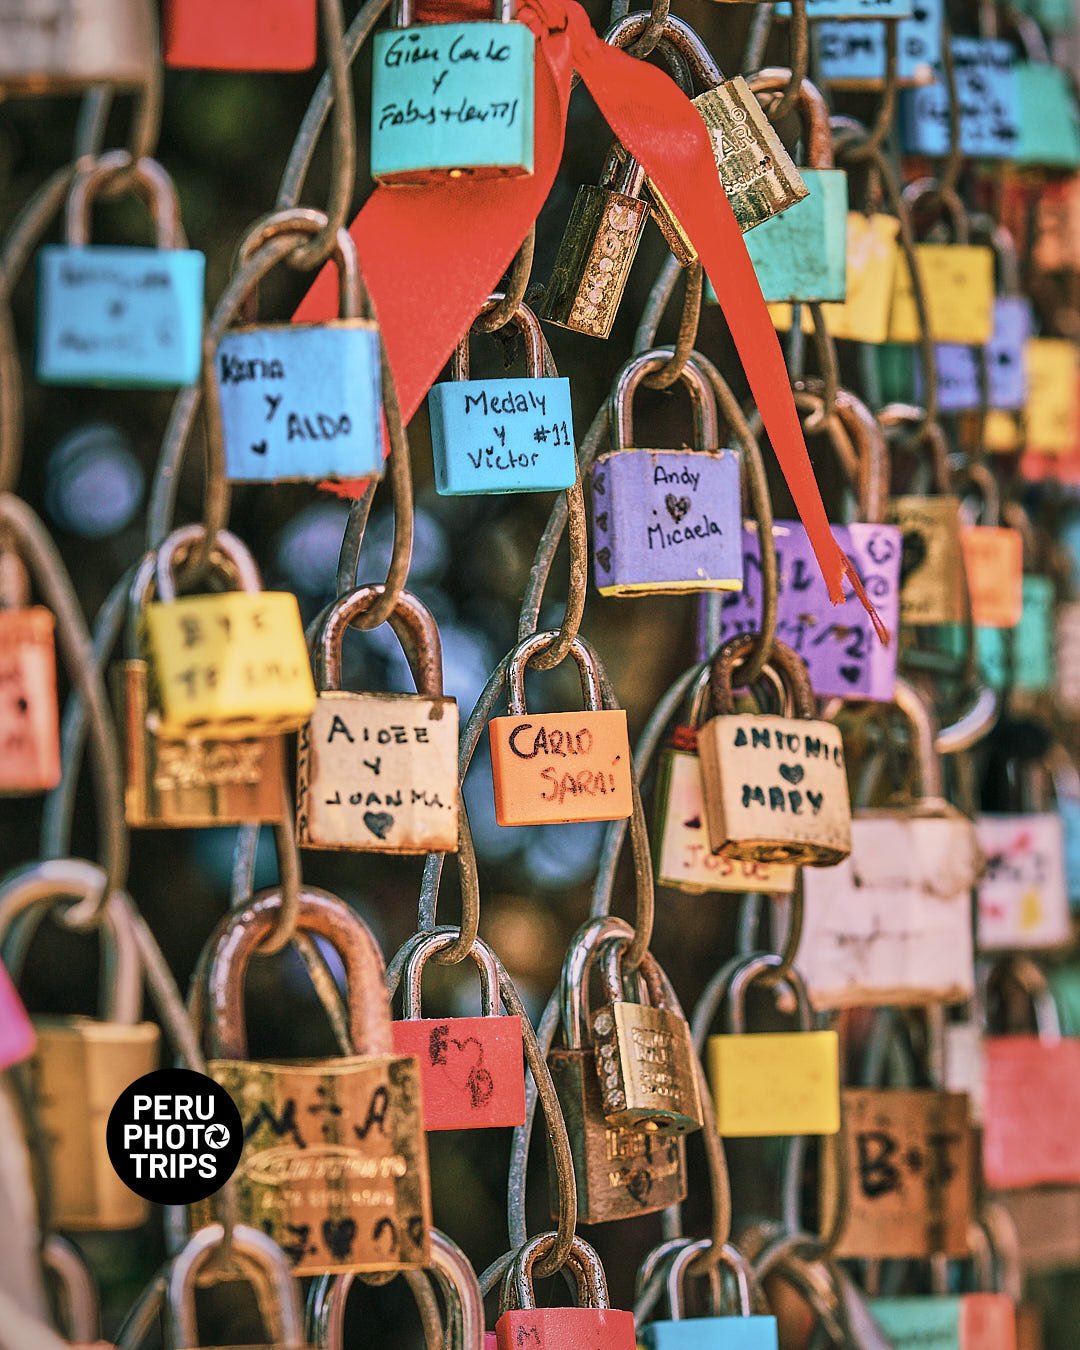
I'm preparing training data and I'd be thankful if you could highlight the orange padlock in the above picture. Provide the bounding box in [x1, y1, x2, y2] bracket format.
[958, 463, 1024, 629]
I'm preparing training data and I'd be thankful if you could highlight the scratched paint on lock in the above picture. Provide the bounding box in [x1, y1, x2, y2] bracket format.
[816, 0, 942, 87]
[218, 324, 383, 482]
[926, 296, 1033, 414]
[428, 376, 577, 495]
[901, 39, 1020, 158]
[718, 523, 901, 701]
[974, 813, 1071, 951]
[37, 245, 205, 388]
[0, 607, 61, 792]
[370, 22, 535, 182]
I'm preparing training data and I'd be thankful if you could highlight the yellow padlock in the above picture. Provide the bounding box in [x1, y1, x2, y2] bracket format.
[1024, 337, 1079, 453]
[141, 527, 315, 740]
[706, 954, 840, 1138]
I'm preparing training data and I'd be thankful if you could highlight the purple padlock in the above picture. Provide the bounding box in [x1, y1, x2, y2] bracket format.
[0, 958, 35, 1070]
[928, 295, 1032, 414]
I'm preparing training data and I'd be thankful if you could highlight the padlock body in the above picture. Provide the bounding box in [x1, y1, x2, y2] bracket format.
[901, 38, 1020, 158]
[370, 22, 535, 183]
[1025, 336, 1079, 452]
[799, 812, 979, 1008]
[428, 376, 577, 495]
[886, 495, 966, 626]
[888, 245, 995, 345]
[297, 691, 459, 852]
[591, 1001, 702, 1134]
[143, 591, 315, 739]
[0, 606, 61, 793]
[655, 747, 797, 893]
[1015, 64, 1080, 169]
[115, 661, 286, 827]
[743, 169, 849, 303]
[37, 246, 205, 389]
[164, 0, 317, 70]
[870, 1296, 1016, 1349]
[641, 1316, 779, 1348]
[0, 0, 155, 93]
[825, 1089, 973, 1258]
[496, 1307, 637, 1348]
[219, 322, 383, 483]
[975, 812, 1071, 950]
[541, 185, 650, 338]
[591, 449, 743, 596]
[708, 1029, 840, 1136]
[546, 1047, 687, 1223]
[817, 0, 943, 89]
[697, 714, 851, 866]
[0, 963, 35, 1070]
[967, 574, 1056, 692]
[984, 1036, 1080, 1187]
[31, 1017, 159, 1228]
[774, 0, 912, 14]
[198, 1054, 432, 1274]
[391, 1014, 526, 1130]
[931, 297, 1033, 414]
[720, 523, 902, 701]
[488, 709, 633, 826]
[960, 526, 1024, 629]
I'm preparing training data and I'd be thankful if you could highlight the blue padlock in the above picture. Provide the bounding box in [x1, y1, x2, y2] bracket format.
[927, 290, 1032, 414]
[818, 0, 942, 89]
[591, 351, 742, 598]
[773, 0, 912, 18]
[428, 296, 576, 495]
[370, 0, 535, 184]
[1013, 18, 1080, 171]
[218, 217, 383, 484]
[37, 152, 204, 390]
[638, 1238, 779, 1350]
[900, 38, 1020, 159]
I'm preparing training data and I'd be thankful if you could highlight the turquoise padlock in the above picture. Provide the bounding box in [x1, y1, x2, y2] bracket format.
[943, 573, 1055, 692]
[818, 0, 942, 88]
[428, 296, 576, 496]
[370, 0, 535, 184]
[774, 0, 912, 16]
[900, 38, 1020, 159]
[218, 218, 383, 484]
[1014, 36, 1080, 169]
[37, 152, 204, 390]
[638, 1239, 779, 1350]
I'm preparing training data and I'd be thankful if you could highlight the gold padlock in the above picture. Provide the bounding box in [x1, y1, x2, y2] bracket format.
[0, 858, 160, 1231]
[0, 0, 156, 95]
[115, 528, 286, 827]
[195, 886, 432, 1275]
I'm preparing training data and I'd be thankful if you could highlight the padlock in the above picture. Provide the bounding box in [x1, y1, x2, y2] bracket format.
[1055, 602, 1080, 712]
[114, 531, 287, 827]
[546, 917, 687, 1224]
[590, 935, 703, 1134]
[697, 634, 852, 866]
[825, 1087, 974, 1258]
[37, 152, 205, 390]
[773, 0, 913, 16]
[654, 667, 797, 894]
[741, 72, 848, 304]
[0, 957, 34, 1070]
[707, 955, 840, 1137]
[296, 586, 459, 853]
[1024, 336, 1079, 452]
[42, 1234, 113, 1349]
[541, 140, 651, 339]
[993, 1185, 1080, 1272]
[1010, 12, 1080, 169]
[142, 526, 315, 740]
[370, 0, 535, 184]
[0, 0, 155, 94]
[901, 38, 1020, 159]
[0, 546, 61, 794]
[638, 1237, 779, 1349]
[166, 1222, 312, 1349]
[0, 858, 160, 1230]
[973, 572, 1056, 693]
[592, 350, 741, 597]
[428, 296, 576, 495]
[164, 0, 318, 71]
[799, 680, 981, 1008]
[488, 632, 633, 826]
[1044, 747, 1080, 911]
[881, 408, 967, 626]
[870, 1291, 1016, 1347]
[816, 0, 942, 89]
[219, 221, 382, 484]
[722, 386, 903, 701]
[958, 464, 1024, 630]
[196, 886, 432, 1274]
[391, 931, 525, 1130]
[495, 1232, 637, 1348]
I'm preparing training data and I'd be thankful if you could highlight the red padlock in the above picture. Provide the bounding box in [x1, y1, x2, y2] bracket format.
[496, 1233, 637, 1349]
[392, 931, 526, 1131]
[163, 0, 317, 71]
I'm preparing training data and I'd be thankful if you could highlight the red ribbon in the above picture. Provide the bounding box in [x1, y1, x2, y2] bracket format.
[295, 0, 882, 623]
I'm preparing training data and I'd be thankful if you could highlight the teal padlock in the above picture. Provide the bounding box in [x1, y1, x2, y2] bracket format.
[37, 152, 205, 390]
[900, 38, 1020, 159]
[739, 70, 847, 304]
[370, 0, 535, 184]
[976, 573, 1055, 692]
[638, 1239, 779, 1349]
[428, 296, 576, 496]
[1012, 15, 1080, 169]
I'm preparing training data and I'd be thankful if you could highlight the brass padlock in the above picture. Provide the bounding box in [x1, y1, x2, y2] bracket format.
[196, 885, 431, 1275]
[546, 917, 688, 1224]
[114, 528, 286, 827]
[590, 935, 703, 1135]
[0, 858, 160, 1230]
[166, 1222, 313, 1349]
[0, 0, 156, 95]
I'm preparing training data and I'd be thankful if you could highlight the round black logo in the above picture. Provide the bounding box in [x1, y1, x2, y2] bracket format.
[106, 1067, 243, 1206]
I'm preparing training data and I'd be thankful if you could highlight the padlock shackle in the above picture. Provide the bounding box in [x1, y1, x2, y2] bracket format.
[727, 952, 813, 1034]
[892, 678, 945, 801]
[611, 349, 721, 453]
[559, 914, 635, 1050]
[706, 634, 815, 720]
[399, 930, 501, 1018]
[604, 12, 724, 91]
[315, 585, 445, 696]
[505, 630, 604, 716]
[205, 886, 393, 1059]
[665, 1237, 754, 1319]
[66, 150, 185, 250]
[167, 1222, 307, 1348]
[236, 207, 373, 322]
[878, 403, 955, 496]
[152, 524, 263, 605]
[795, 382, 891, 525]
[42, 1234, 102, 1344]
[635, 1237, 724, 1322]
[451, 295, 547, 382]
[901, 176, 971, 246]
[508, 1232, 610, 1311]
[957, 458, 1001, 529]
[598, 139, 647, 199]
[749, 68, 834, 170]
[984, 953, 1062, 1039]
[393, 0, 514, 24]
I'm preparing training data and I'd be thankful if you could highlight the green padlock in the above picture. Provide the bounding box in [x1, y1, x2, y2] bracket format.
[1011, 12, 1080, 170]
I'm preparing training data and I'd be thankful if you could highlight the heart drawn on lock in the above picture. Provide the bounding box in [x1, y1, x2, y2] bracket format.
[322, 1218, 359, 1261]
[363, 811, 394, 839]
[665, 494, 691, 523]
[595, 511, 609, 532]
[778, 763, 805, 786]
[251, 440, 268, 456]
[839, 665, 862, 685]
[595, 546, 612, 573]
[593, 473, 606, 496]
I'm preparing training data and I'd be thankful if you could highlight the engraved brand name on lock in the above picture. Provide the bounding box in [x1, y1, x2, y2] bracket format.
[245, 1145, 408, 1186]
[153, 739, 265, 789]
